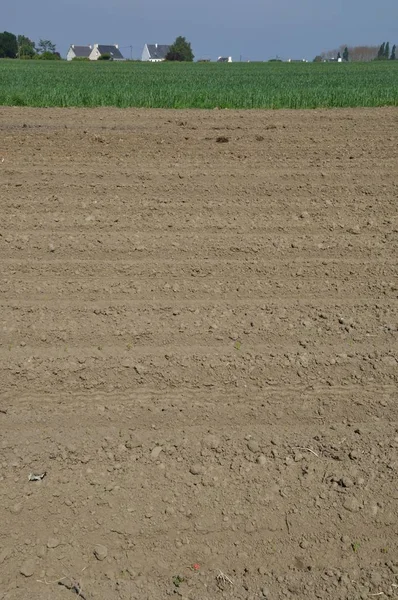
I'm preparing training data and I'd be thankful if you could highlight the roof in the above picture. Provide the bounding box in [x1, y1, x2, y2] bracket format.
[70, 45, 91, 58]
[96, 45, 124, 59]
[146, 44, 170, 60]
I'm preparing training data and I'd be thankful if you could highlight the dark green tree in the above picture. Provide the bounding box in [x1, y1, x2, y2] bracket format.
[37, 38, 56, 54]
[166, 36, 194, 62]
[343, 46, 349, 62]
[0, 31, 18, 58]
[391, 44, 396, 60]
[337, 51, 341, 60]
[384, 41, 390, 59]
[17, 35, 36, 58]
[377, 42, 385, 59]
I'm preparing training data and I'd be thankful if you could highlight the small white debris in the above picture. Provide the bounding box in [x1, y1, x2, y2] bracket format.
[28, 472, 46, 481]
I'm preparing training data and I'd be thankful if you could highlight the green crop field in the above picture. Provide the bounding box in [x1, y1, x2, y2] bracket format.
[0, 59, 397, 109]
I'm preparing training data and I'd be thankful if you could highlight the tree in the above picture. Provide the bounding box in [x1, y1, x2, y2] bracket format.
[321, 45, 378, 62]
[38, 51, 60, 60]
[384, 41, 390, 59]
[0, 31, 18, 58]
[337, 51, 341, 60]
[17, 35, 36, 58]
[37, 39, 56, 54]
[313, 55, 323, 62]
[377, 42, 385, 60]
[391, 44, 396, 60]
[343, 46, 349, 62]
[166, 36, 194, 62]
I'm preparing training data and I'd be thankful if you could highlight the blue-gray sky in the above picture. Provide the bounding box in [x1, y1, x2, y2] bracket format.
[3, 0, 398, 60]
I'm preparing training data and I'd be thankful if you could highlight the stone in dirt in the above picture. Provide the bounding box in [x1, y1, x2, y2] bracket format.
[0, 548, 12, 564]
[47, 537, 60, 549]
[202, 434, 220, 450]
[10, 503, 22, 514]
[343, 497, 361, 513]
[94, 544, 108, 561]
[247, 440, 260, 453]
[190, 464, 203, 475]
[20, 558, 35, 577]
[151, 446, 163, 459]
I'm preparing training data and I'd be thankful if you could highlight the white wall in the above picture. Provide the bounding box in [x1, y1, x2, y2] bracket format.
[66, 47, 76, 61]
[89, 44, 100, 61]
[141, 45, 151, 62]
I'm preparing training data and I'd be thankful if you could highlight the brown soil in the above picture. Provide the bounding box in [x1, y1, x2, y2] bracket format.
[0, 106, 397, 600]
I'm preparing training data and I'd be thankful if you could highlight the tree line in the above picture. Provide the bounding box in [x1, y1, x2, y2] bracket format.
[0, 31, 59, 59]
[316, 42, 396, 62]
[376, 42, 396, 60]
[0, 31, 195, 61]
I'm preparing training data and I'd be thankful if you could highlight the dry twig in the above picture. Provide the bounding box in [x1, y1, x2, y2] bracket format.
[58, 578, 87, 599]
[37, 576, 67, 585]
[285, 514, 291, 535]
[37, 566, 87, 599]
[217, 570, 234, 586]
[293, 447, 319, 457]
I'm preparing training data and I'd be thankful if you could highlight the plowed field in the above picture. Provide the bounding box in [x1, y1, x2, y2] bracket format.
[1, 106, 397, 600]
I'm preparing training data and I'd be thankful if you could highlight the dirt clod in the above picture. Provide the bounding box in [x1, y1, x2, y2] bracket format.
[189, 464, 203, 476]
[20, 558, 35, 577]
[93, 544, 108, 561]
[151, 446, 163, 459]
[247, 440, 260, 453]
[343, 497, 361, 513]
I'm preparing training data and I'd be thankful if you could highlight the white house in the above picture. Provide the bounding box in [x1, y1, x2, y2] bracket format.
[217, 56, 232, 63]
[89, 44, 124, 61]
[67, 45, 92, 61]
[142, 44, 170, 62]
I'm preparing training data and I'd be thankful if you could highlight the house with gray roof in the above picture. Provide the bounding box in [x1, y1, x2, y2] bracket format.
[142, 44, 170, 62]
[67, 45, 92, 61]
[89, 44, 124, 61]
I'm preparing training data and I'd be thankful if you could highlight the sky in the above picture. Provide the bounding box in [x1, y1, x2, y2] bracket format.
[3, 0, 398, 61]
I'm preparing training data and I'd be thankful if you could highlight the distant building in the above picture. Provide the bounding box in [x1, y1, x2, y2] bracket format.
[217, 56, 232, 63]
[67, 45, 92, 61]
[89, 44, 124, 61]
[142, 44, 170, 62]
[287, 58, 308, 63]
